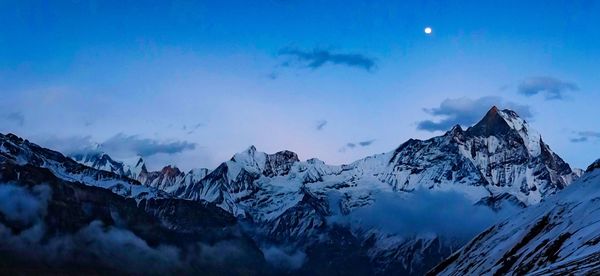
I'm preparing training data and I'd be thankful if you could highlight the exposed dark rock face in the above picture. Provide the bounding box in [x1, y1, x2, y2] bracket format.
[586, 159, 600, 172]
[476, 193, 528, 211]
[466, 106, 515, 137]
[168, 107, 580, 275]
[383, 107, 577, 206]
[0, 106, 583, 275]
[263, 150, 300, 177]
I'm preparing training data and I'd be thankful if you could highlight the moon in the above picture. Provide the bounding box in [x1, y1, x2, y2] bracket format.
[424, 27, 432, 34]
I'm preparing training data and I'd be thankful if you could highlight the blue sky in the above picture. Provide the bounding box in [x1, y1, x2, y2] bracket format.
[1, 0, 599, 170]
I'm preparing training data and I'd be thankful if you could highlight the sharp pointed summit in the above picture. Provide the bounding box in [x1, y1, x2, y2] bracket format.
[446, 124, 465, 138]
[466, 106, 514, 137]
[0, 108, 581, 276]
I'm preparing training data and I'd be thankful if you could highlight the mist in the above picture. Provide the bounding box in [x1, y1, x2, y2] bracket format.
[0, 182, 264, 274]
[261, 245, 306, 270]
[329, 188, 518, 241]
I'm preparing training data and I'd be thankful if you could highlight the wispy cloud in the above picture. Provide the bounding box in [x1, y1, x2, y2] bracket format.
[339, 139, 375, 152]
[328, 188, 516, 240]
[518, 76, 578, 100]
[315, 120, 328, 131]
[102, 133, 196, 157]
[279, 48, 376, 71]
[40, 134, 196, 158]
[417, 96, 532, 132]
[5, 112, 25, 126]
[570, 131, 600, 143]
[358, 139, 375, 146]
[40, 135, 97, 156]
[183, 123, 204, 135]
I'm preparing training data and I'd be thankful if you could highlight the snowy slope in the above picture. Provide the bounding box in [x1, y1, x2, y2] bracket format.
[140, 165, 211, 194]
[180, 146, 303, 217]
[70, 147, 211, 196]
[0, 144, 266, 274]
[0, 133, 168, 200]
[2, 106, 579, 275]
[172, 107, 579, 274]
[378, 107, 576, 205]
[180, 106, 577, 219]
[430, 159, 600, 275]
[70, 146, 147, 180]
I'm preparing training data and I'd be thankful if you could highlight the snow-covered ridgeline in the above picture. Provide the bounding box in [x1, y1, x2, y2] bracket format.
[431, 160, 600, 275]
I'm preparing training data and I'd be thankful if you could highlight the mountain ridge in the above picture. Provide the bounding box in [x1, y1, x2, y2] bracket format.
[0, 106, 584, 275]
[164, 106, 580, 274]
[429, 159, 600, 275]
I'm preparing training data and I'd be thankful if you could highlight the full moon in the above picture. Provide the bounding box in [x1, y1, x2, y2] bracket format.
[424, 27, 432, 34]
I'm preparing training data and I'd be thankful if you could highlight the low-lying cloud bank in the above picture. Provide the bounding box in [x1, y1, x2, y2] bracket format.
[0, 183, 176, 273]
[329, 188, 517, 240]
[261, 245, 307, 270]
[0, 182, 261, 274]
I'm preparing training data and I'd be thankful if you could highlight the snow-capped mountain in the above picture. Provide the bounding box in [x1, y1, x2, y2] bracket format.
[168, 106, 580, 274]
[70, 149, 147, 179]
[378, 106, 578, 205]
[69, 147, 211, 195]
[140, 165, 211, 194]
[0, 133, 167, 200]
[429, 159, 600, 275]
[0, 136, 266, 274]
[180, 107, 577, 214]
[4, 106, 582, 275]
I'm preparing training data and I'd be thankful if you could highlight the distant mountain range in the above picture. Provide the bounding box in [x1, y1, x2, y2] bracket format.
[1, 106, 597, 275]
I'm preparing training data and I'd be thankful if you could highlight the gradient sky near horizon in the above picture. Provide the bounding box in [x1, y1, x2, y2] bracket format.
[1, 0, 599, 171]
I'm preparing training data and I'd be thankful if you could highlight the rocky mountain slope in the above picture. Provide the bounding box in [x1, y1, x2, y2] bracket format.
[429, 159, 600, 275]
[168, 106, 579, 275]
[70, 148, 211, 196]
[70, 148, 146, 180]
[5, 106, 582, 275]
[178, 107, 578, 214]
[0, 133, 166, 200]
[0, 136, 266, 274]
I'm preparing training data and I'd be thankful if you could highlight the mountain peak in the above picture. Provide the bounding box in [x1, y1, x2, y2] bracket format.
[446, 124, 464, 137]
[465, 107, 543, 157]
[135, 156, 145, 167]
[232, 145, 261, 161]
[587, 159, 600, 173]
[3, 133, 24, 143]
[466, 106, 513, 137]
[466, 107, 531, 136]
[160, 165, 182, 176]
